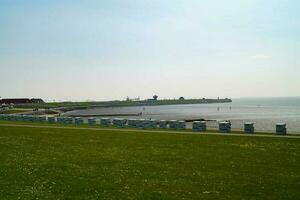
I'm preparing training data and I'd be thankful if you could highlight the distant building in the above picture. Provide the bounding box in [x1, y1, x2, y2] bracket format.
[0, 104, 9, 111]
[30, 98, 44, 104]
[0, 98, 44, 105]
[147, 95, 159, 103]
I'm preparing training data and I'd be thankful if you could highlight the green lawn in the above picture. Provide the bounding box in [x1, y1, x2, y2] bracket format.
[0, 125, 299, 199]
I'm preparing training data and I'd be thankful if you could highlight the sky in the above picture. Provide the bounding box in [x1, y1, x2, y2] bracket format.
[0, 0, 299, 101]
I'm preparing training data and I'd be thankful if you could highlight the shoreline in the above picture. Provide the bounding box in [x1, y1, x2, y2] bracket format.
[0, 118, 298, 135]
[0, 121, 299, 137]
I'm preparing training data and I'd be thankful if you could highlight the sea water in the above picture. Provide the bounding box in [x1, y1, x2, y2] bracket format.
[64, 97, 300, 133]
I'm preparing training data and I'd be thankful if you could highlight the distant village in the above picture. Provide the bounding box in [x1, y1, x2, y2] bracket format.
[0, 98, 44, 110]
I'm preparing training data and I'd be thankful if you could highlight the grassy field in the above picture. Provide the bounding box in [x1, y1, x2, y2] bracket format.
[0, 125, 299, 199]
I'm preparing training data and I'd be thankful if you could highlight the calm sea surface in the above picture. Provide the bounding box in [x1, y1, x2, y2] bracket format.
[64, 97, 300, 133]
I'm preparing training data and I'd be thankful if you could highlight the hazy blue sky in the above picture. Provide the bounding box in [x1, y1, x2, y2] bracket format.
[0, 0, 299, 101]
